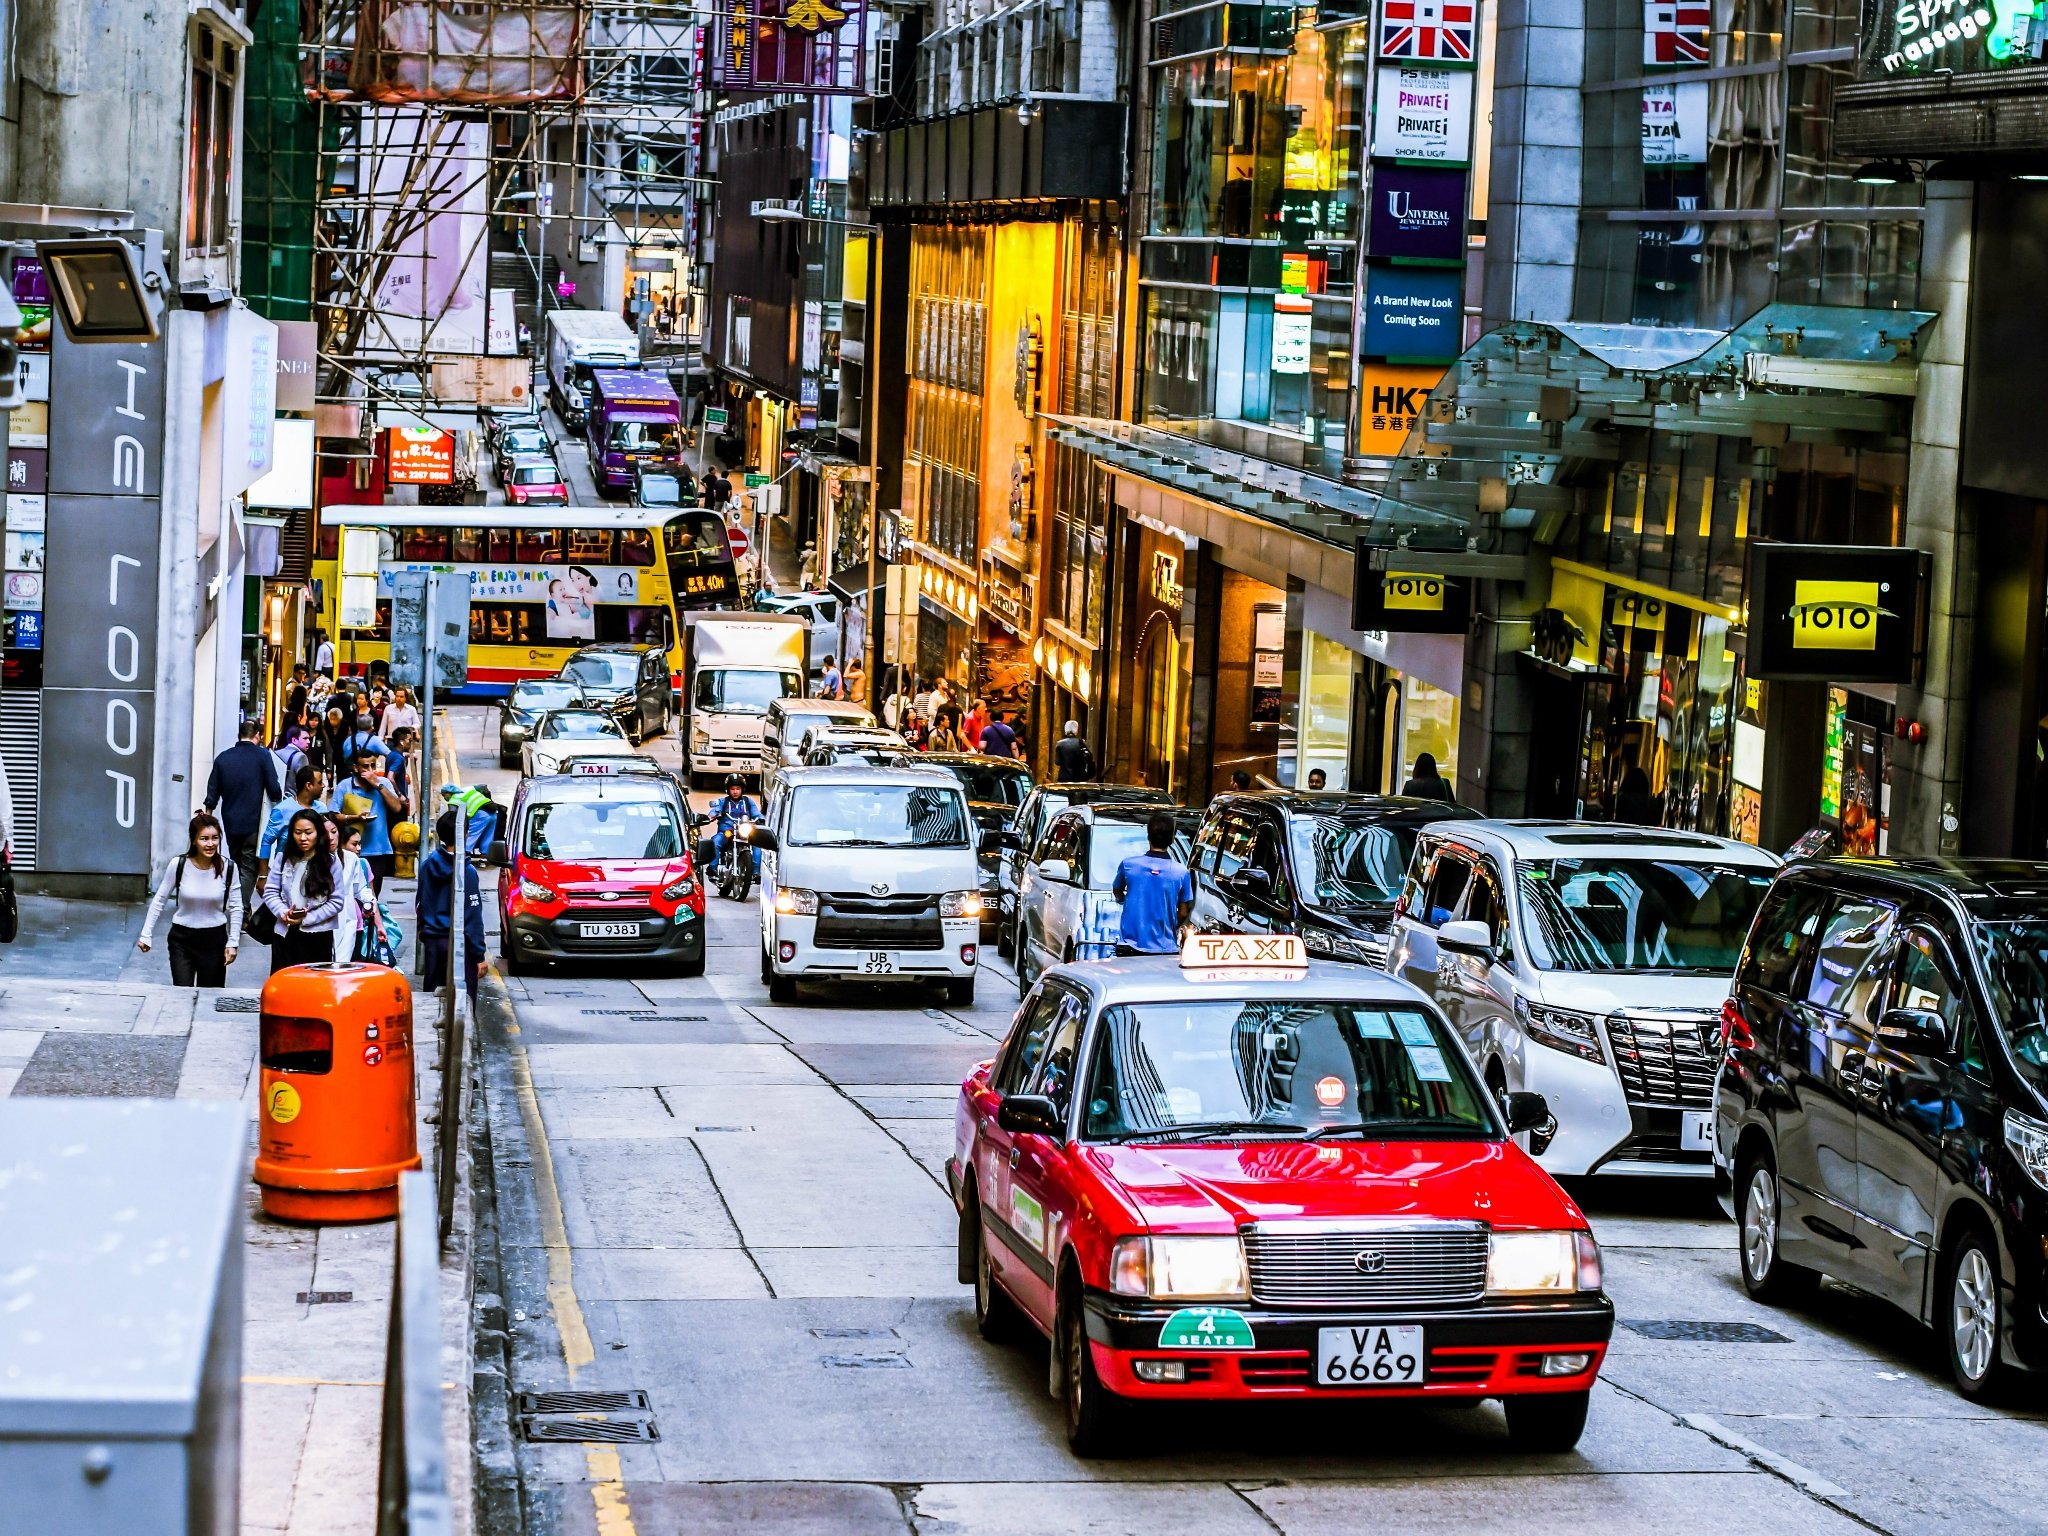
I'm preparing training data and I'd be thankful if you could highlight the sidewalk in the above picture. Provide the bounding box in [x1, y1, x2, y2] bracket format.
[0, 884, 478, 1535]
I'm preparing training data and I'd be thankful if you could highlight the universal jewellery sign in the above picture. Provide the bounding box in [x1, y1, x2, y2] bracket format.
[1747, 542, 1927, 683]
[1351, 543, 1470, 634]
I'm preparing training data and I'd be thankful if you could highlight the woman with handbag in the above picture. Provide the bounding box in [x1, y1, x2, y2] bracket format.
[135, 812, 243, 986]
[261, 809, 346, 972]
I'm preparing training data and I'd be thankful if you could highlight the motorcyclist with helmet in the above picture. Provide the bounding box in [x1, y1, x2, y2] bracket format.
[710, 774, 760, 895]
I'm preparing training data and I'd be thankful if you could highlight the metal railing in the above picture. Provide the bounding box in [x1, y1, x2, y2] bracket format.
[378, 1169, 453, 1536]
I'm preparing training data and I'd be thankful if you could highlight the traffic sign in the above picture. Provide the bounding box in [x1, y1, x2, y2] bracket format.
[726, 521, 751, 559]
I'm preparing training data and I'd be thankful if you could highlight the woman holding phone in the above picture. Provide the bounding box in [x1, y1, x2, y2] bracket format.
[262, 808, 346, 972]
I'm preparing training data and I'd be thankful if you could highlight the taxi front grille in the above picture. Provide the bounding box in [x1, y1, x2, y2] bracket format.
[1605, 1012, 1717, 1108]
[1233, 1348, 1500, 1388]
[1242, 1223, 1488, 1309]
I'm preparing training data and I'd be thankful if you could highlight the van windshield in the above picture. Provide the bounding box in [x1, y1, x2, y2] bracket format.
[785, 785, 971, 848]
[1516, 859, 1774, 973]
[1290, 817, 1418, 909]
[1972, 921, 2048, 1090]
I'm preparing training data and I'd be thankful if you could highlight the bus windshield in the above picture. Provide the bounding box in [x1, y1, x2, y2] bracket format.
[607, 420, 678, 455]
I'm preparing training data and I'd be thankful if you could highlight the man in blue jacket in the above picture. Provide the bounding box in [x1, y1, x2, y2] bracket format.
[417, 810, 486, 1002]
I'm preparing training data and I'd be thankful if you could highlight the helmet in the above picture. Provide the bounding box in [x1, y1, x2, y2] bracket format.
[725, 775, 747, 792]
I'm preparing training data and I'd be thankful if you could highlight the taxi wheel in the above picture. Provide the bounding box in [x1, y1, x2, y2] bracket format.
[1502, 1389, 1589, 1452]
[1057, 1282, 1125, 1457]
[501, 942, 524, 977]
[963, 1195, 1022, 1343]
[674, 951, 706, 978]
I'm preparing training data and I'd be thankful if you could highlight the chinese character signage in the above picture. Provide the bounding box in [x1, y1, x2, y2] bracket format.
[1357, 362, 1445, 456]
[1371, 66, 1475, 161]
[387, 427, 455, 485]
[1368, 166, 1467, 261]
[714, 0, 866, 93]
[1377, 0, 1477, 62]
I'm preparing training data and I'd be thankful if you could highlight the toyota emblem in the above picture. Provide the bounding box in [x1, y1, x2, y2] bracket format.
[1354, 1250, 1387, 1275]
[871, 881, 891, 895]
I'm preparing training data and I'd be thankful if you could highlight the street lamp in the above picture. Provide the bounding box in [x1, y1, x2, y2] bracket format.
[36, 233, 166, 344]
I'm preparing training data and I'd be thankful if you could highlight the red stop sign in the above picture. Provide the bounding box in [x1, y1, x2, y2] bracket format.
[726, 522, 751, 559]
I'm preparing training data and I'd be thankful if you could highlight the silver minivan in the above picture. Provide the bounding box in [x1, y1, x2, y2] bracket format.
[758, 697, 877, 792]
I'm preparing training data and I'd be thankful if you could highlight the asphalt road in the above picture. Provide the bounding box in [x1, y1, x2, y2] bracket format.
[438, 706, 2048, 1535]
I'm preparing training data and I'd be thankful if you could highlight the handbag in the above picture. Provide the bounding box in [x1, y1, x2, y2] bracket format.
[0, 858, 16, 944]
[244, 892, 278, 947]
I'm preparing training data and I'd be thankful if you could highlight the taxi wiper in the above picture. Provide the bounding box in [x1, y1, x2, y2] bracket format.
[1299, 1122, 1373, 1141]
[1110, 1121, 1308, 1144]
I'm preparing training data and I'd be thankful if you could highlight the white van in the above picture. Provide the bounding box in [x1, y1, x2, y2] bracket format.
[758, 697, 877, 792]
[748, 765, 983, 1005]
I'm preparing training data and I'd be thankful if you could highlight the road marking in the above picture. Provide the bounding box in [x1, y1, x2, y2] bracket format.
[586, 1446, 636, 1536]
[1682, 1413, 1851, 1499]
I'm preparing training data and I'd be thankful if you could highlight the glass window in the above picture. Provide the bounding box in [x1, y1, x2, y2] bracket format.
[1970, 921, 2048, 1093]
[399, 528, 449, 560]
[1081, 999, 1493, 1140]
[785, 784, 971, 848]
[509, 680, 584, 711]
[537, 711, 625, 740]
[1802, 897, 1897, 1016]
[1421, 850, 1473, 927]
[451, 527, 486, 562]
[564, 654, 640, 690]
[694, 668, 801, 713]
[1030, 988, 1089, 1114]
[1289, 816, 1416, 908]
[1516, 858, 1777, 973]
[516, 529, 564, 563]
[1892, 928, 1985, 1076]
[524, 798, 684, 860]
[1741, 882, 1829, 995]
[995, 989, 1062, 1093]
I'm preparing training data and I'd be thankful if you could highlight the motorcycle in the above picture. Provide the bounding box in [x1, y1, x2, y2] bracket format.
[717, 816, 756, 902]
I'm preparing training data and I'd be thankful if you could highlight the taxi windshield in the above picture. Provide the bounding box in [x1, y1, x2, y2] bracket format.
[1081, 1000, 1495, 1141]
[524, 799, 683, 860]
[785, 784, 971, 848]
[541, 711, 623, 739]
[1290, 817, 1416, 909]
[1515, 859, 1773, 974]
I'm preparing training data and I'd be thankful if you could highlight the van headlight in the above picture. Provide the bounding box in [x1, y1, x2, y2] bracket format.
[1517, 999, 1607, 1064]
[773, 886, 818, 916]
[2004, 1109, 2048, 1193]
[1486, 1230, 1600, 1295]
[1108, 1235, 1250, 1300]
[940, 890, 984, 919]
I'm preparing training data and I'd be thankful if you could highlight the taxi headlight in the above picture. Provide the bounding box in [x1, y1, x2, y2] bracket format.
[940, 890, 984, 919]
[1108, 1235, 1249, 1301]
[660, 875, 697, 901]
[517, 878, 560, 904]
[773, 886, 818, 916]
[1486, 1230, 1581, 1295]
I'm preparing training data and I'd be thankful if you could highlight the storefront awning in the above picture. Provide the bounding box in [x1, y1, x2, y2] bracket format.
[827, 558, 886, 605]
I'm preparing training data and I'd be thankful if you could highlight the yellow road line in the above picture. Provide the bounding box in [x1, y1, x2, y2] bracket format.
[587, 1447, 637, 1536]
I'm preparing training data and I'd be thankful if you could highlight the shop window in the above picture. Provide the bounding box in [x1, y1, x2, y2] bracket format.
[1399, 675, 1458, 790]
[185, 24, 239, 258]
[1297, 631, 1354, 790]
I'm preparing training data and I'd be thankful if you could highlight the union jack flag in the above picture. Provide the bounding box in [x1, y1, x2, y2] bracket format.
[1644, 0, 1710, 65]
[1377, 0, 1476, 61]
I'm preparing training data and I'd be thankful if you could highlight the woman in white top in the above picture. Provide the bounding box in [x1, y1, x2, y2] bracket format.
[379, 685, 421, 739]
[329, 813, 378, 961]
[137, 812, 244, 986]
[262, 809, 347, 973]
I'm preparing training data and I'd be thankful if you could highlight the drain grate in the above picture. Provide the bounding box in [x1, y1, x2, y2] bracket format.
[518, 1417, 660, 1443]
[1622, 1319, 1790, 1344]
[577, 1009, 711, 1022]
[580, 1008, 661, 1016]
[517, 1390, 652, 1415]
[821, 1353, 912, 1370]
[296, 1291, 354, 1305]
[810, 1326, 899, 1341]
[214, 997, 262, 1013]
[693, 1125, 753, 1133]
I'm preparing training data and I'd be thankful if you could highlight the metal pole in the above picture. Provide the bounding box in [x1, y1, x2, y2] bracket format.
[436, 791, 467, 1247]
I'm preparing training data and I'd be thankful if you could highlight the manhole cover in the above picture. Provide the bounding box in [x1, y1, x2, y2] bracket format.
[214, 997, 262, 1013]
[821, 1353, 912, 1370]
[518, 1417, 660, 1443]
[1622, 1319, 1790, 1344]
[517, 1390, 652, 1415]
[296, 1291, 354, 1305]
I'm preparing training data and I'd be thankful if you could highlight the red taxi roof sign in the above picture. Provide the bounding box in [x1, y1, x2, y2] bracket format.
[1178, 932, 1310, 975]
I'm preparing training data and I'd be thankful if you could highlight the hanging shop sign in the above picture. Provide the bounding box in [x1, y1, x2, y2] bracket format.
[1352, 548, 1471, 634]
[1859, 0, 2035, 78]
[1642, 82, 1709, 165]
[1644, 0, 1710, 65]
[1371, 66, 1475, 161]
[386, 427, 455, 485]
[1361, 265, 1463, 361]
[1377, 0, 1478, 63]
[713, 0, 867, 92]
[1356, 362, 1444, 456]
[1272, 296, 1313, 375]
[1747, 542, 1927, 683]
[1368, 166, 1468, 262]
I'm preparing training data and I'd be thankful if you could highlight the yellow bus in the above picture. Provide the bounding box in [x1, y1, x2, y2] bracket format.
[314, 504, 739, 699]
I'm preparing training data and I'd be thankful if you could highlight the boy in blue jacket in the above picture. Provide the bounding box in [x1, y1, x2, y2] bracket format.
[417, 809, 487, 1001]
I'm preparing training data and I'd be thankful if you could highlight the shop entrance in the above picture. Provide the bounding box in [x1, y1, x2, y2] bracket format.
[1135, 612, 1179, 792]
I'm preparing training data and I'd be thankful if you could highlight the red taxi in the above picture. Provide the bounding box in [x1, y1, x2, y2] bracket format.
[949, 934, 1611, 1455]
[490, 765, 704, 976]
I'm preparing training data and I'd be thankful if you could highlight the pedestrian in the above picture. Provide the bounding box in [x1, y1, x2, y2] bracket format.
[204, 718, 283, 906]
[333, 745, 405, 892]
[417, 809, 487, 1004]
[913, 676, 936, 721]
[271, 723, 311, 793]
[817, 653, 842, 699]
[1400, 752, 1456, 803]
[314, 701, 354, 777]
[1112, 811, 1195, 956]
[135, 811, 243, 987]
[900, 707, 929, 751]
[1613, 765, 1659, 826]
[261, 764, 330, 883]
[262, 809, 345, 972]
[928, 708, 962, 753]
[962, 697, 990, 752]
[313, 629, 334, 677]
[1053, 720, 1096, 783]
[1231, 770, 1253, 791]
[328, 814, 376, 963]
[386, 726, 419, 817]
[843, 655, 867, 708]
[1307, 768, 1327, 790]
[979, 709, 1020, 760]
[0, 749, 13, 867]
[285, 664, 311, 726]
[379, 684, 420, 739]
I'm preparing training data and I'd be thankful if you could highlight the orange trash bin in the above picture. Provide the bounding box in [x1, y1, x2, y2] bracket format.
[253, 962, 423, 1222]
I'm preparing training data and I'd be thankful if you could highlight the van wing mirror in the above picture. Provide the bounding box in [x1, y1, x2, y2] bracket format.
[1438, 919, 1494, 955]
[1035, 858, 1073, 885]
[1228, 867, 1273, 899]
[740, 824, 777, 852]
[1877, 1008, 1951, 1057]
[1504, 1091, 1550, 1134]
[978, 829, 1007, 856]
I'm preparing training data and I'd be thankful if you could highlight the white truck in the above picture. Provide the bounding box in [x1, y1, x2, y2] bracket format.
[682, 611, 809, 788]
[543, 309, 640, 429]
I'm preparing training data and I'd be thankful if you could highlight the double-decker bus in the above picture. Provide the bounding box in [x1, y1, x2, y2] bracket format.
[314, 504, 739, 698]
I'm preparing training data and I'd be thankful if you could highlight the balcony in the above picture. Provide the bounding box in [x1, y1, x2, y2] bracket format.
[869, 98, 1124, 209]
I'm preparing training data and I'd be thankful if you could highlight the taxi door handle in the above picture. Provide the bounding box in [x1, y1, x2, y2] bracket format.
[1009, 1147, 1020, 1167]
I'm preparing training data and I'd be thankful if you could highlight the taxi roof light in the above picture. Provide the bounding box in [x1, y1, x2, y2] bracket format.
[1178, 931, 1310, 980]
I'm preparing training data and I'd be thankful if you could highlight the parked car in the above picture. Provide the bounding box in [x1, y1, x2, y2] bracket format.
[1012, 804, 1202, 994]
[1718, 857, 2048, 1398]
[898, 753, 1034, 941]
[561, 643, 672, 743]
[754, 589, 841, 662]
[494, 424, 554, 481]
[503, 455, 569, 506]
[995, 784, 1175, 956]
[497, 677, 586, 767]
[1385, 821, 1779, 1178]
[1188, 793, 1480, 967]
[758, 697, 877, 793]
[800, 725, 913, 767]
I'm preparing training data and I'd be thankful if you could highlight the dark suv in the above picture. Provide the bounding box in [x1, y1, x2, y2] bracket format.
[1187, 793, 1479, 966]
[562, 643, 672, 743]
[1719, 858, 2048, 1398]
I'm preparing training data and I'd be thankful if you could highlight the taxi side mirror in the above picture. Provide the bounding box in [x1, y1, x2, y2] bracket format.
[742, 825, 777, 852]
[487, 840, 509, 868]
[997, 1094, 1062, 1137]
[1504, 1091, 1550, 1134]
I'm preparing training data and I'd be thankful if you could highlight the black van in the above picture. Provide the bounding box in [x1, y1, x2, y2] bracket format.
[1718, 858, 2048, 1398]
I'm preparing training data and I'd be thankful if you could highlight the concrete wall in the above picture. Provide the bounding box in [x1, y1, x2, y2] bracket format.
[1480, 0, 1584, 327]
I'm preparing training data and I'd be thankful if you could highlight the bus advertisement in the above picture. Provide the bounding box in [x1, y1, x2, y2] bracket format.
[586, 369, 681, 494]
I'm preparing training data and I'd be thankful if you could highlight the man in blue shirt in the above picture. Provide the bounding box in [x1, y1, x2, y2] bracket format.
[260, 764, 330, 882]
[334, 745, 405, 892]
[710, 776, 761, 879]
[1112, 812, 1194, 956]
[817, 654, 842, 700]
[417, 810, 486, 1002]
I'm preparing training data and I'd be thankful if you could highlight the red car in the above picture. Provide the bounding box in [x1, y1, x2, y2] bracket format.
[491, 765, 704, 975]
[948, 934, 1611, 1455]
[504, 454, 569, 506]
